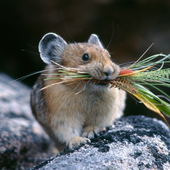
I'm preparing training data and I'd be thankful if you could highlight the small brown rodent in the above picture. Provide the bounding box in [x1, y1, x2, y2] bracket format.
[30, 33, 126, 151]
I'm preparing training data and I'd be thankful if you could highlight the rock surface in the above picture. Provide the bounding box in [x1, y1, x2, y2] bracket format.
[30, 116, 170, 170]
[0, 72, 170, 170]
[0, 73, 51, 170]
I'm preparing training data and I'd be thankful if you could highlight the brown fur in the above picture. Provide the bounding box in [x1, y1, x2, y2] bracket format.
[31, 36, 126, 151]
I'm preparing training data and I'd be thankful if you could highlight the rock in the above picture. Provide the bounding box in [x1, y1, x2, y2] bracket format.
[30, 115, 170, 170]
[1, 72, 170, 169]
[0, 73, 51, 170]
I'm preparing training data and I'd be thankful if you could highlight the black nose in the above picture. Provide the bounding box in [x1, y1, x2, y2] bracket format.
[104, 71, 111, 76]
[103, 65, 114, 77]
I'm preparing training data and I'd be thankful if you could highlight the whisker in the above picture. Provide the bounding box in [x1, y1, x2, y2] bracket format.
[13, 61, 75, 83]
[106, 22, 114, 50]
[12, 67, 61, 83]
[62, 17, 75, 43]
[107, 24, 122, 51]
[26, 43, 38, 49]
[13, 70, 46, 82]
[21, 49, 39, 55]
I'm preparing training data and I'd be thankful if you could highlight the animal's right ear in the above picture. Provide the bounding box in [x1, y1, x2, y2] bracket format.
[38, 33, 67, 64]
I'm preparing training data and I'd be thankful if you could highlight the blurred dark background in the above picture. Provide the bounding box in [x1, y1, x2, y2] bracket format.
[0, 0, 170, 121]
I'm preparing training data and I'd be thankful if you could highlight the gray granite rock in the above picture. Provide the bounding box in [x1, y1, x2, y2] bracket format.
[0, 72, 33, 120]
[0, 73, 51, 170]
[30, 116, 170, 170]
[1, 72, 170, 170]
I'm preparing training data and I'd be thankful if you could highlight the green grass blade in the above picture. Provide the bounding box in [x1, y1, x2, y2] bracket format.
[134, 84, 170, 117]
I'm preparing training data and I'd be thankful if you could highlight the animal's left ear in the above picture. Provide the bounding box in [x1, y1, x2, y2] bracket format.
[88, 34, 104, 48]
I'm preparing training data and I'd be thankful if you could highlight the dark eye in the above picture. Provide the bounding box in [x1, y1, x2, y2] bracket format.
[82, 53, 90, 61]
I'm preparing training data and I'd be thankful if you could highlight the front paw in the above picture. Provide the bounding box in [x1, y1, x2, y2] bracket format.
[69, 136, 90, 149]
[82, 126, 104, 139]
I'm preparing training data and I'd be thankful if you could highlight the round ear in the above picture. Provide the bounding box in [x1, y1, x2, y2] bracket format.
[38, 33, 67, 64]
[88, 34, 104, 48]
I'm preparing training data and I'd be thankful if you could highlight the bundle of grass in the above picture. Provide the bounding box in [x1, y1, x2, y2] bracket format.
[42, 53, 170, 126]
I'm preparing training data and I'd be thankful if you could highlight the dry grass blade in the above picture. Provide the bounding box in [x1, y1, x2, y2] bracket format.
[42, 54, 170, 126]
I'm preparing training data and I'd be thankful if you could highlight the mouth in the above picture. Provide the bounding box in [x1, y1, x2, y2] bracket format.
[90, 80, 111, 87]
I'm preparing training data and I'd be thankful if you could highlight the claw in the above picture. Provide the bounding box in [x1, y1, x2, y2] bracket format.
[69, 136, 90, 149]
[82, 126, 102, 139]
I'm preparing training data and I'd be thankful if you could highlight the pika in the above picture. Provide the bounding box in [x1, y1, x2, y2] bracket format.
[31, 33, 126, 151]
